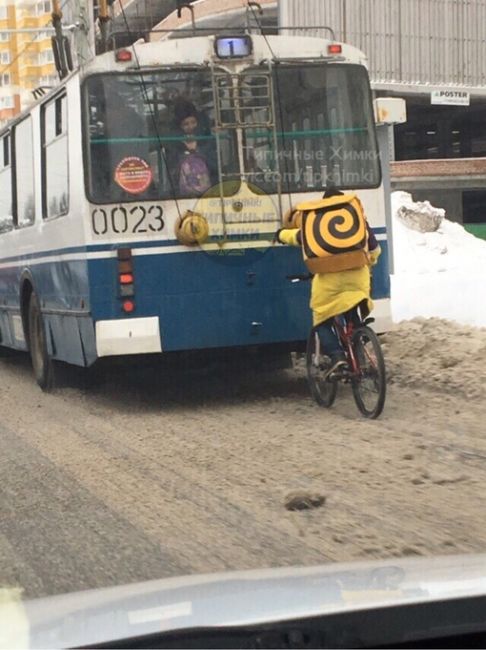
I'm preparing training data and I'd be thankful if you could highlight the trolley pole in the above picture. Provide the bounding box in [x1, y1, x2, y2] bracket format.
[64, 0, 96, 66]
[51, 0, 70, 78]
[98, 0, 111, 53]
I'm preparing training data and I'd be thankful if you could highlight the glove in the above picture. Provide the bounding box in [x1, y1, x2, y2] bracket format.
[272, 229, 283, 245]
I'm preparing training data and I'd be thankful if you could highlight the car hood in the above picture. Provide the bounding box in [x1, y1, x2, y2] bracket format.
[2, 554, 486, 649]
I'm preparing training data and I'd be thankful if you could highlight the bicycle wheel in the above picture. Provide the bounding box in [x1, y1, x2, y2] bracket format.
[306, 330, 338, 408]
[351, 326, 386, 419]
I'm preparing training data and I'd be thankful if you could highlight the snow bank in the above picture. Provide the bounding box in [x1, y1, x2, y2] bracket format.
[382, 318, 486, 400]
[391, 191, 486, 328]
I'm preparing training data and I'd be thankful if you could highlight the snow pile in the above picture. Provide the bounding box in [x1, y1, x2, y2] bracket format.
[391, 191, 486, 328]
[382, 318, 486, 401]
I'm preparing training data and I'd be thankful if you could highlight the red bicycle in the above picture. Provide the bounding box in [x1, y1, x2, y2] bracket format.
[289, 275, 386, 419]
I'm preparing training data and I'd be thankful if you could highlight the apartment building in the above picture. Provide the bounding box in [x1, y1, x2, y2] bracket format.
[0, 0, 57, 123]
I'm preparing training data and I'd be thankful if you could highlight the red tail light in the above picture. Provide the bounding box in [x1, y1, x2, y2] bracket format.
[328, 44, 343, 55]
[116, 49, 132, 62]
[117, 248, 135, 311]
[122, 300, 135, 313]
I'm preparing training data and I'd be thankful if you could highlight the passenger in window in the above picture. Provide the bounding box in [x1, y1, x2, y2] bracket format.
[168, 100, 217, 197]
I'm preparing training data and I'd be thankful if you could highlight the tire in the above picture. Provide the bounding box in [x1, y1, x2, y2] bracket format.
[306, 330, 338, 408]
[351, 326, 386, 419]
[28, 292, 55, 391]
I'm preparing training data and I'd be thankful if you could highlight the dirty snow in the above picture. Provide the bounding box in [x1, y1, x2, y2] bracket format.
[391, 191, 486, 328]
[382, 318, 486, 401]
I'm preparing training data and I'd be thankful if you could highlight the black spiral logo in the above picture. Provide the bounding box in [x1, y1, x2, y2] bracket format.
[303, 200, 367, 259]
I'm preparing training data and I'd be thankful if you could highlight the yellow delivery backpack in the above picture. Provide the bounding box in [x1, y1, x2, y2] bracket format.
[296, 193, 370, 273]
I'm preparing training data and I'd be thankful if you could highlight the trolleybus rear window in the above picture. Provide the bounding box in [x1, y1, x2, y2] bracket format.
[84, 70, 238, 203]
[84, 64, 379, 204]
[243, 63, 380, 192]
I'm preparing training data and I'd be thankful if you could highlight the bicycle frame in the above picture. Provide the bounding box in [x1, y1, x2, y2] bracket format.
[334, 316, 360, 375]
[337, 311, 380, 379]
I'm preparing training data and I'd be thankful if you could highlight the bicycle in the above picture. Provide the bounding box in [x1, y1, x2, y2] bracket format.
[288, 274, 387, 419]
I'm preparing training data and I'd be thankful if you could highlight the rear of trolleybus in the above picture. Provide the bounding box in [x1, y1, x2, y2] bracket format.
[82, 33, 400, 365]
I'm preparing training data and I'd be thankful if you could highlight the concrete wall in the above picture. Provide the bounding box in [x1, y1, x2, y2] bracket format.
[390, 158, 486, 224]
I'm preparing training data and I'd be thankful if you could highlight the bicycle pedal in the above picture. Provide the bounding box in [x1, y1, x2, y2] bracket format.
[334, 366, 351, 380]
[328, 368, 346, 380]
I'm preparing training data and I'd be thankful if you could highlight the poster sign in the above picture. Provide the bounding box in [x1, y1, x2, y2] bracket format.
[431, 90, 470, 106]
[115, 157, 153, 194]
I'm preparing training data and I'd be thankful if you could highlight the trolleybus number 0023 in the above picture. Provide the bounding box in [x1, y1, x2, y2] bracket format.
[91, 205, 165, 236]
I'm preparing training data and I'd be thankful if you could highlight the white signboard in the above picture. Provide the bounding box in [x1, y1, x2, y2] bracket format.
[431, 90, 470, 106]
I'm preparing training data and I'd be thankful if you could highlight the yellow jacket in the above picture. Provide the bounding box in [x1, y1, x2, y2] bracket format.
[279, 228, 381, 326]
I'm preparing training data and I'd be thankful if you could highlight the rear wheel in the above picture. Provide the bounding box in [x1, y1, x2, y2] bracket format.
[28, 292, 55, 391]
[306, 330, 338, 408]
[351, 326, 386, 419]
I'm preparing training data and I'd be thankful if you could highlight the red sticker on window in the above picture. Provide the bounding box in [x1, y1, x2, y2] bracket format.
[114, 157, 153, 195]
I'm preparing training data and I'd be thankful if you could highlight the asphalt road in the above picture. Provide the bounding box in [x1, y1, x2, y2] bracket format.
[0, 323, 485, 600]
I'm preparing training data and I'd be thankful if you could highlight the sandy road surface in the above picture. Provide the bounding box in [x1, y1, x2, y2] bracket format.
[0, 318, 485, 599]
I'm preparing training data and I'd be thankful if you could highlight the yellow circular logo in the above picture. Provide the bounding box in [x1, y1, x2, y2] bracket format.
[191, 181, 280, 255]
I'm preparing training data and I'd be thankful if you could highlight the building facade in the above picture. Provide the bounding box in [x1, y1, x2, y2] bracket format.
[279, 0, 486, 230]
[149, 0, 277, 36]
[0, 0, 57, 124]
